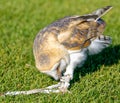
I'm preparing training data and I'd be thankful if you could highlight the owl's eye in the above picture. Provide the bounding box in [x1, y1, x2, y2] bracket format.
[97, 18, 105, 25]
[97, 18, 106, 27]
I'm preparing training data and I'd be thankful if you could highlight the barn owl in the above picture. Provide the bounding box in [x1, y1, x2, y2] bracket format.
[1, 6, 112, 96]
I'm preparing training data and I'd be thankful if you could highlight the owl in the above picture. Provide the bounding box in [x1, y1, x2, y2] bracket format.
[33, 6, 112, 93]
[2, 6, 112, 96]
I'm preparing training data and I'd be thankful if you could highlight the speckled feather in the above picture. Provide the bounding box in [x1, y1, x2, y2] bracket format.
[33, 6, 112, 71]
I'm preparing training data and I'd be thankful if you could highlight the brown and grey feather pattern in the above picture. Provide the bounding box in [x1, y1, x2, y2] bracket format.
[33, 6, 112, 72]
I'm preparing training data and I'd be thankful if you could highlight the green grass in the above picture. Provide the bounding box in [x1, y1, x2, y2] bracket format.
[0, 0, 120, 102]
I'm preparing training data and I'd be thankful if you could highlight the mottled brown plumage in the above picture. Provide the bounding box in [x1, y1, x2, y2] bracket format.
[33, 6, 112, 93]
[33, 6, 112, 72]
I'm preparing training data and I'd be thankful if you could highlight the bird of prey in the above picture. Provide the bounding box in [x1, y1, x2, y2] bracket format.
[1, 6, 112, 96]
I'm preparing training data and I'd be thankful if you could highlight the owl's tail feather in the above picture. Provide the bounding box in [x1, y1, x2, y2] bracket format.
[92, 6, 112, 21]
[88, 35, 112, 55]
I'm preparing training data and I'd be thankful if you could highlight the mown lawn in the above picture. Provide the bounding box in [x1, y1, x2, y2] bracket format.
[0, 0, 120, 103]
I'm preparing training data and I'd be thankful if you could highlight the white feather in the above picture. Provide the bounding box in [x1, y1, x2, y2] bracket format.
[88, 36, 112, 55]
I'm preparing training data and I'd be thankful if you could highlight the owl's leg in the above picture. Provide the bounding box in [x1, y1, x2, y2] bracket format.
[40, 59, 67, 90]
[59, 49, 87, 93]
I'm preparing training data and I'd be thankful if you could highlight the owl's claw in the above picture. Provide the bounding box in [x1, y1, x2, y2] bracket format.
[58, 74, 71, 93]
[59, 87, 70, 93]
[45, 75, 71, 93]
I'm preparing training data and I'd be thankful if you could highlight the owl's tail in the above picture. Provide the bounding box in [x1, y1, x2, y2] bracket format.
[88, 35, 112, 55]
[92, 6, 113, 21]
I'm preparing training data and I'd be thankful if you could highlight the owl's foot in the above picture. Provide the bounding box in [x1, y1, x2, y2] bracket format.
[44, 74, 71, 93]
[58, 74, 71, 93]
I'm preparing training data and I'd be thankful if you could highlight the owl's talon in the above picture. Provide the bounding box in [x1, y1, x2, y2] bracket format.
[59, 87, 69, 93]
[57, 74, 71, 93]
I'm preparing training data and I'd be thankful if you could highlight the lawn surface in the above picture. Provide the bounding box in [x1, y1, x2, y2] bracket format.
[0, 0, 120, 103]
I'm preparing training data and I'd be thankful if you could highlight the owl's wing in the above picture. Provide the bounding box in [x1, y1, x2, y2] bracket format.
[58, 6, 112, 50]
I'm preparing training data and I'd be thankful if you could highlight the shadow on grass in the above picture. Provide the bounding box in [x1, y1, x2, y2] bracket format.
[71, 44, 120, 84]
